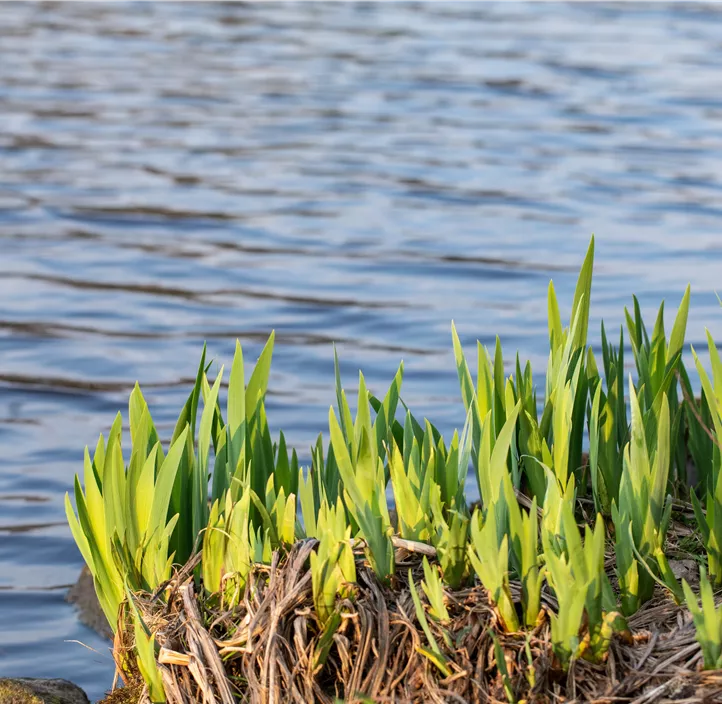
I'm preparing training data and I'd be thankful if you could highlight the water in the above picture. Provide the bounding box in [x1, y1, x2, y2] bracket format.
[2, 2, 722, 699]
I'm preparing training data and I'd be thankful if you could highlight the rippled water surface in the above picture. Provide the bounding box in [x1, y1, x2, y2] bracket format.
[3, 2, 722, 698]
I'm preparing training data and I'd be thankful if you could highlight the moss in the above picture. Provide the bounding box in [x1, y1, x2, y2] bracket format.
[0, 679, 88, 704]
[0, 680, 43, 704]
[98, 680, 143, 704]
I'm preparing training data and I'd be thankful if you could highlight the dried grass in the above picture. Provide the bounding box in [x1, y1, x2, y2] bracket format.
[103, 536, 722, 704]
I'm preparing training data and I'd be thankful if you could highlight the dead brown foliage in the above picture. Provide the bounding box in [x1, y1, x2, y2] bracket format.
[106, 540, 722, 704]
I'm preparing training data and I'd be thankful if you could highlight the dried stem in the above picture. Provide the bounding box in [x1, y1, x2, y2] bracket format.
[106, 545, 722, 704]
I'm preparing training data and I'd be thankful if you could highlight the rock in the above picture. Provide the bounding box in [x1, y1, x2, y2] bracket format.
[669, 558, 698, 584]
[66, 566, 113, 640]
[0, 678, 89, 704]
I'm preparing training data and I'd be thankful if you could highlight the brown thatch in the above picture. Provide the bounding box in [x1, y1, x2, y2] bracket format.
[102, 535, 722, 704]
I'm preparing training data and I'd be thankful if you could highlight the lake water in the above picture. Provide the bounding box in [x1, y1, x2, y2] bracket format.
[2, 3, 722, 700]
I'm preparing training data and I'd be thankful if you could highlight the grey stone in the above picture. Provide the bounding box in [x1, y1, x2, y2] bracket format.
[66, 566, 113, 640]
[669, 558, 699, 585]
[0, 678, 89, 704]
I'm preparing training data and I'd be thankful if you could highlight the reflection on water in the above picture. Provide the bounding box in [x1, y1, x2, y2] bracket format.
[2, 2, 722, 698]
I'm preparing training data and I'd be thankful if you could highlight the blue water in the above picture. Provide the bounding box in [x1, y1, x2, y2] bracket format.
[2, 3, 722, 699]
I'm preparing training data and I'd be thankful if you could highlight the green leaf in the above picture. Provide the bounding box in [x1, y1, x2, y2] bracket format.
[668, 285, 691, 364]
[148, 427, 189, 542]
[246, 332, 275, 421]
[408, 569, 451, 676]
[134, 443, 160, 540]
[227, 339, 246, 480]
[103, 434, 127, 546]
[195, 367, 224, 541]
[589, 382, 602, 514]
[65, 492, 93, 573]
[491, 631, 516, 704]
[548, 280, 563, 352]
[421, 557, 450, 623]
[452, 321, 476, 413]
[570, 235, 595, 351]
[126, 587, 166, 702]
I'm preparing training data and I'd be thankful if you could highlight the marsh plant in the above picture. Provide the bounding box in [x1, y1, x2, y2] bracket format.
[65, 236, 722, 703]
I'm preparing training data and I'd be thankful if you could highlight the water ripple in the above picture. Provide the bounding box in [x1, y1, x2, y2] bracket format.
[2, 3, 722, 698]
